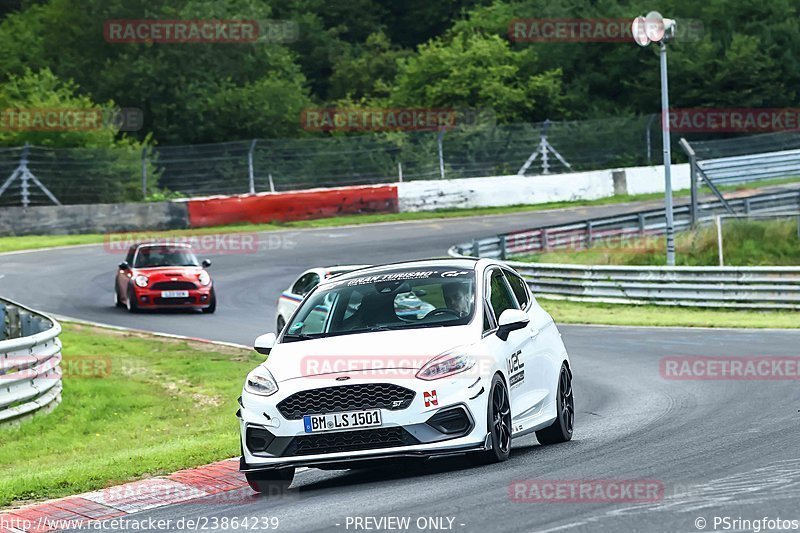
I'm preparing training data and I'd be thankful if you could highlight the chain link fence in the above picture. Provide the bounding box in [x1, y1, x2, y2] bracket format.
[0, 115, 662, 206]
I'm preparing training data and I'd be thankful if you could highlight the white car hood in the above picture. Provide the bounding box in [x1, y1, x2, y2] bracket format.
[265, 326, 473, 382]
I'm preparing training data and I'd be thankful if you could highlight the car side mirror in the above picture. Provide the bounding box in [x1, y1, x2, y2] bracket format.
[496, 309, 530, 341]
[118, 261, 129, 269]
[202, 259, 212, 268]
[254, 332, 277, 356]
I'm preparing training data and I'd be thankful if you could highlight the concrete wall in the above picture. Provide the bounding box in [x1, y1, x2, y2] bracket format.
[0, 201, 189, 236]
[398, 164, 691, 212]
[0, 164, 691, 236]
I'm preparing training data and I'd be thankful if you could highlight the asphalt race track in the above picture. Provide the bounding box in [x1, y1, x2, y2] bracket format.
[3, 199, 800, 532]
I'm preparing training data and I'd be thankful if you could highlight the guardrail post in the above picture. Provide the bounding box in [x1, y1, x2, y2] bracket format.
[248, 139, 258, 194]
[638, 213, 646, 236]
[472, 239, 480, 258]
[679, 138, 698, 227]
[744, 198, 751, 215]
[499, 235, 507, 260]
[542, 228, 549, 251]
[437, 128, 446, 180]
[585, 222, 593, 249]
[141, 146, 148, 200]
[5, 306, 20, 339]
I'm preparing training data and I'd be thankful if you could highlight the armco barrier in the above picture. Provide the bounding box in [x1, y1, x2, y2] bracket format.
[452, 190, 800, 259]
[183, 184, 399, 228]
[450, 189, 800, 309]
[0, 298, 62, 425]
[507, 263, 800, 309]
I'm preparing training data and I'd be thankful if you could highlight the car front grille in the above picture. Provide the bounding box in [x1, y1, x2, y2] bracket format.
[285, 427, 419, 456]
[151, 281, 197, 291]
[276, 383, 415, 420]
[153, 297, 196, 305]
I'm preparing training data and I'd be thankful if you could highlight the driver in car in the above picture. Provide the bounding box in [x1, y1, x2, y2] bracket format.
[443, 281, 472, 318]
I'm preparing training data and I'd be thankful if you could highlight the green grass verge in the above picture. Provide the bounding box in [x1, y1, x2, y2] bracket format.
[0, 323, 262, 508]
[540, 298, 800, 328]
[5, 176, 797, 254]
[518, 218, 800, 266]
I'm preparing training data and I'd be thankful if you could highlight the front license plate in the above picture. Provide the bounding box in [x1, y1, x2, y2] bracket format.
[303, 409, 382, 433]
[161, 290, 189, 298]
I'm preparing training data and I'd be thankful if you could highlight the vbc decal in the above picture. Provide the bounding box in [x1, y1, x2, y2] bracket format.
[507, 350, 525, 387]
[423, 390, 438, 407]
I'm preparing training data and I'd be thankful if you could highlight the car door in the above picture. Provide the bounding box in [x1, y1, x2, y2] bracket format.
[481, 267, 530, 418]
[502, 268, 551, 420]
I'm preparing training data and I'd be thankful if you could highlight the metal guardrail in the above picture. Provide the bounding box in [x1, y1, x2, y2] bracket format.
[507, 263, 800, 309]
[451, 190, 800, 259]
[0, 298, 62, 425]
[697, 149, 800, 186]
[450, 189, 800, 309]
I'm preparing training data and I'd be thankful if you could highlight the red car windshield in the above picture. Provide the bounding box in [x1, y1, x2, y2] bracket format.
[134, 246, 199, 268]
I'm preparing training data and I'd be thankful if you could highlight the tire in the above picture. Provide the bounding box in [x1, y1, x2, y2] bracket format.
[469, 373, 512, 465]
[125, 284, 140, 313]
[536, 363, 574, 445]
[276, 316, 286, 333]
[245, 467, 295, 494]
[202, 289, 216, 314]
[114, 285, 123, 308]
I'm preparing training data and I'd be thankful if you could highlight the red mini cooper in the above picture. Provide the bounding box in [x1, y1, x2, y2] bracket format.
[114, 243, 216, 313]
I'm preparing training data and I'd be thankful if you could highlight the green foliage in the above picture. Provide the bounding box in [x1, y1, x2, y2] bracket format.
[0, 0, 799, 154]
[0, 68, 151, 203]
[389, 32, 564, 122]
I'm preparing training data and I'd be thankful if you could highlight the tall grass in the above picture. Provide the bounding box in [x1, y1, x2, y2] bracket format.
[520, 218, 800, 266]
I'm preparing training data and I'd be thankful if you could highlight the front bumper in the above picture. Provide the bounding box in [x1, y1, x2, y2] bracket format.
[238, 375, 490, 471]
[131, 286, 213, 308]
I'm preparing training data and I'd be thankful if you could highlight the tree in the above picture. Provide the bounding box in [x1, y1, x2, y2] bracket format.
[389, 32, 564, 123]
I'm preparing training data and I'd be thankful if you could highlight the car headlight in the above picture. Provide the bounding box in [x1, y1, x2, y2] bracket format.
[416, 352, 476, 381]
[134, 275, 149, 288]
[244, 366, 279, 396]
[198, 271, 211, 286]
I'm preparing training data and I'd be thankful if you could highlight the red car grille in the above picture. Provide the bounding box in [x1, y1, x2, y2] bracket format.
[151, 281, 197, 290]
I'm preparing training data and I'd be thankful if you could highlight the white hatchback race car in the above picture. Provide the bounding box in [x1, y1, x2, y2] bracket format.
[275, 265, 368, 333]
[239, 258, 574, 492]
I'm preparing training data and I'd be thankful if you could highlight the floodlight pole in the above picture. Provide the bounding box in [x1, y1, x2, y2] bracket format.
[659, 41, 676, 266]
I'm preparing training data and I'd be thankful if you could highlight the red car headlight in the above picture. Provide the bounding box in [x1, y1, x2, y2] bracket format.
[198, 271, 211, 286]
[134, 275, 149, 288]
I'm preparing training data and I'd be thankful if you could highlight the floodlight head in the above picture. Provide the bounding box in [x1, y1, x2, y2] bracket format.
[662, 18, 677, 42]
[631, 16, 650, 46]
[645, 11, 665, 42]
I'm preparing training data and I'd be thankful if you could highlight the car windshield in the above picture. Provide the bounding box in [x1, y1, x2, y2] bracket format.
[283, 267, 475, 341]
[134, 246, 199, 268]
